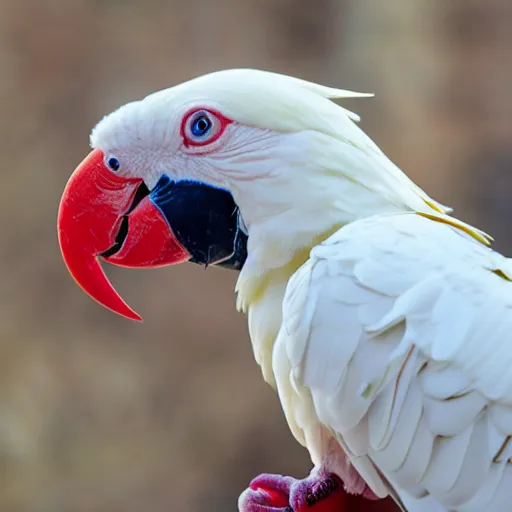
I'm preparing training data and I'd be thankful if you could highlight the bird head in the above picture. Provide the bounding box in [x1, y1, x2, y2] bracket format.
[58, 69, 449, 321]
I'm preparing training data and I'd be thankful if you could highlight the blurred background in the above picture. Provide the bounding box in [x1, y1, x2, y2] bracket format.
[0, 0, 511, 510]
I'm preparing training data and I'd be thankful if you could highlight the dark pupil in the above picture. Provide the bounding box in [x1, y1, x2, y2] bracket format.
[191, 115, 211, 137]
[108, 157, 120, 171]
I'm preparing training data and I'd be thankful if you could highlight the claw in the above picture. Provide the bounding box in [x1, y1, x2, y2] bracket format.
[289, 473, 345, 512]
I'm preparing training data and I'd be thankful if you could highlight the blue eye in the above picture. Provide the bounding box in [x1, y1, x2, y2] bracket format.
[107, 157, 120, 171]
[190, 114, 212, 137]
[183, 109, 225, 147]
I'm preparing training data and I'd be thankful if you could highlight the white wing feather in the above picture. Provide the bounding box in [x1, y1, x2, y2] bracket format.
[275, 213, 512, 511]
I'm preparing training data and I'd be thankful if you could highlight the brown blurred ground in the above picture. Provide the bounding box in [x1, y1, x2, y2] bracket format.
[0, 1, 511, 511]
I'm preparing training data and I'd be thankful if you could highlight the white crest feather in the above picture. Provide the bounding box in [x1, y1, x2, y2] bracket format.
[90, 68, 373, 150]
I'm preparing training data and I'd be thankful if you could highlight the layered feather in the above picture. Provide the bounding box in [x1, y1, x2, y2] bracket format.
[275, 213, 512, 511]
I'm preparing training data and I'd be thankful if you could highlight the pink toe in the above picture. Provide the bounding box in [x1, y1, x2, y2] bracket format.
[249, 473, 296, 496]
[239, 473, 297, 512]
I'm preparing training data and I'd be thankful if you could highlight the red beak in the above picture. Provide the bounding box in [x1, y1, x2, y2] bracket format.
[57, 149, 190, 321]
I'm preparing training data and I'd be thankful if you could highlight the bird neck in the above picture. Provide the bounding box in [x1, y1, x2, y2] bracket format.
[231, 129, 491, 383]
[235, 198, 371, 385]
[236, 233, 332, 386]
[235, 193, 490, 386]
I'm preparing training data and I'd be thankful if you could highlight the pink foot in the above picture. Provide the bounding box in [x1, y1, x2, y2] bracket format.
[238, 472, 347, 512]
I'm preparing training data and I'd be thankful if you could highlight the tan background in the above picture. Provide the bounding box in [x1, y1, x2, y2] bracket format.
[1, 1, 511, 511]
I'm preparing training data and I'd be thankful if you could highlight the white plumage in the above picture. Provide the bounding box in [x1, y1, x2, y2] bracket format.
[80, 68, 512, 511]
[274, 213, 512, 511]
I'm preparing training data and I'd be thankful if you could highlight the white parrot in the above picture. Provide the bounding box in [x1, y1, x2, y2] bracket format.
[57, 69, 512, 512]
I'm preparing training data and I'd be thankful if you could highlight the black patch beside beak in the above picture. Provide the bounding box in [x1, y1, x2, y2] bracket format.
[150, 175, 247, 270]
[217, 225, 247, 271]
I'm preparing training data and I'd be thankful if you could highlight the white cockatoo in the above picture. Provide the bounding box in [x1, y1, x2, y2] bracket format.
[58, 69, 512, 512]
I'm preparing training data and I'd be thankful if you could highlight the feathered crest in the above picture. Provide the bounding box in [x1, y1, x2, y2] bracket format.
[91, 68, 373, 155]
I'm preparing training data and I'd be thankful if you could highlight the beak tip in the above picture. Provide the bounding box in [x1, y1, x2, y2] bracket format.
[110, 300, 143, 322]
[126, 310, 144, 322]
[87, 278, 144, 323]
